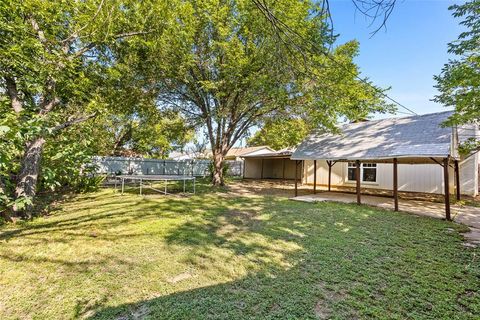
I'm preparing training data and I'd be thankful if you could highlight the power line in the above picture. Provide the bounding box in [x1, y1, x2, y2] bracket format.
[252, 0, 418, 116]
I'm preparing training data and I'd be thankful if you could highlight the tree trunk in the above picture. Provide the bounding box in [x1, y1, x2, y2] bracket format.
[13, 137, 46, 218]
[212, 152, 225, 186]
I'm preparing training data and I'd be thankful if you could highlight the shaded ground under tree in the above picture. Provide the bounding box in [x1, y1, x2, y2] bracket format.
[0, 181, 478, 319]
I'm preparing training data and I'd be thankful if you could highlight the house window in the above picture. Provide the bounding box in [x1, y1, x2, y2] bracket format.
[347, 162, 377, 183]
[362, 163, 377, 182]
[347, 162, 357, 181]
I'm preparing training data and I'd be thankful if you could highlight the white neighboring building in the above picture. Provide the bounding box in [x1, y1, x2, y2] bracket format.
[225, 146, 275, 161]
[169, 146, 274, 161]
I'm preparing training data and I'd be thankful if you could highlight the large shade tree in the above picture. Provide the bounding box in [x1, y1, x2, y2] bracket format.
[149, 0, 391, 185]
[0, 0, 181, 216]
[248, 118, 310, 150]
[435, 0, 480, 153]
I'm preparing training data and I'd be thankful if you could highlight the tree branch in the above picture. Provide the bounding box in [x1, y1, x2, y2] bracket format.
[5, 77, 23, 113]
[50, 113, 97, 132]
[29, 16, 47, 44]
[113, 31, 152, 39]
[62, 0, 106, 45]
[72, 43, 97, 59]
[39, 78, 59, 115]
[72, 30, 151, 58]
[39, 97, 60, 115]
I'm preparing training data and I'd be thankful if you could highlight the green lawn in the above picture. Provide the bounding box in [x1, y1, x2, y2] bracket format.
[0, 182, 479, 319]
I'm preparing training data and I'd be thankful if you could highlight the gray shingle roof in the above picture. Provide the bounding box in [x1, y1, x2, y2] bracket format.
[291, 111, 455, 161]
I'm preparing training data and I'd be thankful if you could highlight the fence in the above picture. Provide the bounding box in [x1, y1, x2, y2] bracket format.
[91, 156, 243, 177]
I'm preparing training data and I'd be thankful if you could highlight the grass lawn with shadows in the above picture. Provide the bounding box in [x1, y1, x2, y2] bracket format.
[0, 180, 479, 319]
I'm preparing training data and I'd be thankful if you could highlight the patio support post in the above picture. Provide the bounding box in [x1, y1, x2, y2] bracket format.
[443, 157, 451, 221]
[294, 160, 299, 197]
[313, 160, 317, 194]
[454, 160, 460, 200]
[393, 158, 398, 211]
[327, 161, 332, 191]
[356, 160, 361, 204]
[282, 158, 286, 180]
[261, 159, 264, 179]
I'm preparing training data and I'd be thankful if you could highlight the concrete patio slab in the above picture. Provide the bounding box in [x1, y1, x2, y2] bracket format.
[292, 192, 480, 245]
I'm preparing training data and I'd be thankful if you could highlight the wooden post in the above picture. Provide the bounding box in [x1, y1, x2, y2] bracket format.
[294, 160, 299, 197]
[327, 160, 332, 191]
[242, 159, 246, 178]
[356, 160, 361, 204]
[261, 159, 264, 179]
[443, 157, 451, 221]
[327, 160, 336, 191]
[313, 160, 317, 194]
[282, 158, 286, 179]
[393, 158, 398, 211]
[454, 160, 460, 201]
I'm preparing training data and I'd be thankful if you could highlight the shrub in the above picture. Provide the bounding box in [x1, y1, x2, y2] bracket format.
[208, 161, 230, 179]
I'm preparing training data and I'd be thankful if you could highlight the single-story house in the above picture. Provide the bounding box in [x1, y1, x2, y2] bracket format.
[225, 146, 274, 161]
[168, 150, 211, 160]
[168, 146, 272, 161]
[290, 111, 480, 219]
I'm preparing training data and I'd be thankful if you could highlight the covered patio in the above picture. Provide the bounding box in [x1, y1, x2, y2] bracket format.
[291, 112, 466, 220]
[241, 149, 299, 180]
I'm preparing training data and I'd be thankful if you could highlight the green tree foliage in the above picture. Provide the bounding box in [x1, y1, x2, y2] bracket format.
[248, 118, 309, 150]
[435, 0, 480, 152]
[87, 111, 193, 158]
[0, 0, 187, 217]
[149, 0, 391, 185]
[248, 41, 391, 150]
[128, 112, 193, 158]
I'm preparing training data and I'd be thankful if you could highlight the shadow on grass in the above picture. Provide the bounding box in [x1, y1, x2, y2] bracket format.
[85, 198, 478, 319]
[0, 179, 228, 243]
[87, 263, 362, 320]
[1, 183, 479, 319]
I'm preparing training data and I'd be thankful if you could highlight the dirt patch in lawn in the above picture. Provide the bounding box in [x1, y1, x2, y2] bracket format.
[166, 271, 194, 284]
[314, 282, 352, 320]
[226, 179, 311, 197]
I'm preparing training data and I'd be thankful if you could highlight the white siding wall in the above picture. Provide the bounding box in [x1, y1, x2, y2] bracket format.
[457, 124, 480, 196]
[303, 159, 478, 196]
[459, 153, 479, 197]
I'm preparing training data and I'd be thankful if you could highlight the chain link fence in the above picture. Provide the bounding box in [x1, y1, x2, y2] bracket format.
[91, 156, 243, 177]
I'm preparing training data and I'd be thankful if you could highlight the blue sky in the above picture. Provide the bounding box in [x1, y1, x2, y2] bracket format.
[329, 0, 464, 118]
[221, 1, 465, 147]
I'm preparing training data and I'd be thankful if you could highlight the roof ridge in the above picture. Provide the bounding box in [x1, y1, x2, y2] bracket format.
[339, 110, 454, 129]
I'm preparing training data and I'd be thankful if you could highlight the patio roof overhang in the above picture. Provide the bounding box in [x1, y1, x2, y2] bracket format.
[290, 155, 455, 165]
[241, 151, 293, 160]
[242, 154, 292, 160]
[290, 111, 462, 220]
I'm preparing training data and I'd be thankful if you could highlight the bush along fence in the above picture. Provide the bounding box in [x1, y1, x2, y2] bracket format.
[91, 156, 243, 177]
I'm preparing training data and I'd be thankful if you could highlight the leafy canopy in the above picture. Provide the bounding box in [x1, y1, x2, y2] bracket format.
[0, 0, 192, 212]
[248, 118, 309, 150]
[141, 0, 392, 185]
[435, 0, 480, 151]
